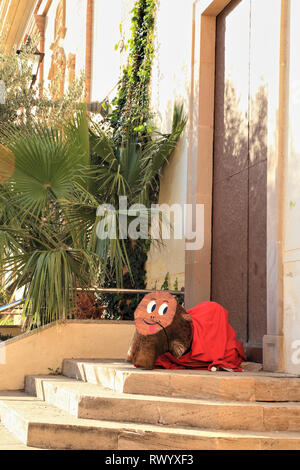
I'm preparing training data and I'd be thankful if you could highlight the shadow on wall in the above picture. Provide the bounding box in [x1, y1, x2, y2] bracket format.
[249, 84, 268, 165]
[215, 79, 268, 178]
[212, 79, 268, 346]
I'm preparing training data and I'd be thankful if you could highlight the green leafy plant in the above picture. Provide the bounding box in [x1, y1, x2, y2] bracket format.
[0, 0, 186, 325]
[0, 332, 13, 341]
[108, 0, 156, 143]
[0, 34, 85, 131]
[160, 272, 170, 291]
[48, 367, 61, 376]
[159, 273, 184, 306]
[0, 285, 8, 306]
[0, 107, 100, 328]
[98, 0, 188, 319]
[0, 103, 186, 327]
[89, 103, 187, 287]
[0, 316, 15, 326]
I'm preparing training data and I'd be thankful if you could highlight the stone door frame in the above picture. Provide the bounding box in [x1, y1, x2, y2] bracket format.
[185, 0, 289, 371]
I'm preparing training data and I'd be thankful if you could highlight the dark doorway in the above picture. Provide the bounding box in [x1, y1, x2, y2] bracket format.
[211, 0, 267, 362]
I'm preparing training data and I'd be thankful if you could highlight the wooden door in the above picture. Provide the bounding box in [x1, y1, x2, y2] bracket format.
[211, 0, 267, 362]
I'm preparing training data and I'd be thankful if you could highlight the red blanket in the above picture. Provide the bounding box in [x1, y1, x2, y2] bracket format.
[155, 301, 246, 372]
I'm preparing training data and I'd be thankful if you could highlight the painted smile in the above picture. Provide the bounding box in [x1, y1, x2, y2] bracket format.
[143, 319, 158, 326]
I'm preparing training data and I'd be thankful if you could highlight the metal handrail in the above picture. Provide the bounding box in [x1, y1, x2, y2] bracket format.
[76, 287, 185, 296]
[0, 299, 25, 314]
[0, 288, 185, 316]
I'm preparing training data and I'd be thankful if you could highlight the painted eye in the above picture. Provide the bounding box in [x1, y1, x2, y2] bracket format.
[158, 303, 168, 316]
[147, 301, 156, 314]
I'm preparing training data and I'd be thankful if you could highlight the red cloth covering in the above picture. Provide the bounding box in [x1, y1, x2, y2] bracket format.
[155, 301, 246, 372]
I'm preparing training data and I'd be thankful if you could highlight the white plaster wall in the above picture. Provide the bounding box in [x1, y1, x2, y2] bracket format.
[43, 0, 59, 90]
[43, 0, 87, 92]
[65, 0, 87, 78]
[145, 0, 194, 290]
[283, 0, 300, 374]
[43, 0, 133, 99]
[91, 0, 134, 102]
[262, 0, 282, 340]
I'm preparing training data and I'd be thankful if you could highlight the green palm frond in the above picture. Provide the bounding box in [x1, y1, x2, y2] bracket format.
[64, 104, 91, 171]
[89, 120, 117, 166]
[140, 104, 187, 203]
[0, 102, 187, 327]
[1, 127, 90, 217]
[86, 103, 187, 283]
[18, 248, 97, 328]
[0, 108, 100, 327]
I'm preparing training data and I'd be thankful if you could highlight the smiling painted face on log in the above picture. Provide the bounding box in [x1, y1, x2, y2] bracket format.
[134, 291, 178, 335]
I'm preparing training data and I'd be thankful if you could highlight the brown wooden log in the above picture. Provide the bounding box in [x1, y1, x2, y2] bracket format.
[127, 292, 192, 369]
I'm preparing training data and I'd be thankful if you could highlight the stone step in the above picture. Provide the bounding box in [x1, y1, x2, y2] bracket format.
[1, 391, 300, 450]
[25, 375, 300, 432]
[62, 359, 300, 402]
[0, 424, 42, 450]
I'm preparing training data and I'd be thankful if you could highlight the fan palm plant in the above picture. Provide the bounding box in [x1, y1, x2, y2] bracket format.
[0, 107, 98, 327]
[83, 103, 187, 286]
[0, 104, 187, 327]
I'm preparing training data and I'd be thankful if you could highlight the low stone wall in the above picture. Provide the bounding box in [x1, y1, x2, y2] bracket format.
[0, 320, 135, 391]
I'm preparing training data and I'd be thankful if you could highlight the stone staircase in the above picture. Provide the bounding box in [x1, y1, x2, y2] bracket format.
[0, 359, 300, 450]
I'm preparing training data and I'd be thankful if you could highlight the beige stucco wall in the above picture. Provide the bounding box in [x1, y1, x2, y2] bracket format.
[283, 0, 300, 374]
[0, 320, 135, 390]
[145, 0, 194, 291]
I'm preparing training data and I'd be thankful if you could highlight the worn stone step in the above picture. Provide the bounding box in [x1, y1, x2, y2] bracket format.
[62, 359, 300, 402]
[1, 391, 300, 450]
[25, 375, 300, 432]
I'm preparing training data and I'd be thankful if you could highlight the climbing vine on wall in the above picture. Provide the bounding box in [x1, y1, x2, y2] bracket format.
[100, 0, 186, 320]
[100, 0, 157, 319]
[109, 0, 157, 143]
